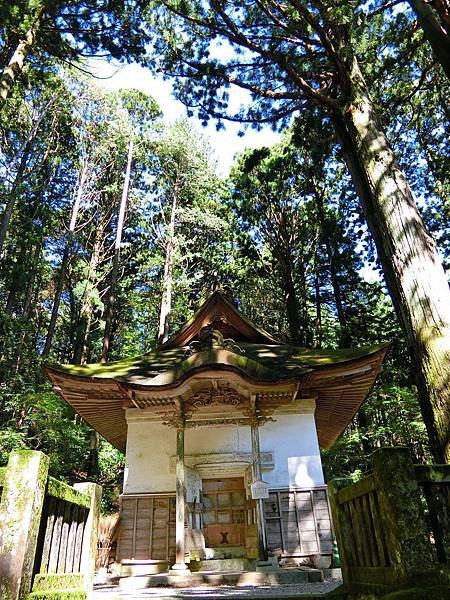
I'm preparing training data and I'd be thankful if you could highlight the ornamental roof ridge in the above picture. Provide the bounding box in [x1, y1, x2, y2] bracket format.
[160, 290, 279, 349]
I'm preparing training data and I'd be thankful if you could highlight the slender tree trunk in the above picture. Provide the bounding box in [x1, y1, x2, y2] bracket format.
[314, 258, 322, 349]
[407, 0, 450, 79]
[0, 7, 44, 103]
[0, 96, 53, 255]
[101, 139, 133, 362]
[332, 57, 450, 462]
[5, 284, 17, 315]
[158, 188, 177, 345]
[14, 243, 41, 372]
[42, 164, 88, 358]
[281, 261, 303, 345]
[315, 190, 350, 346]
[86, 431, 100, 479]
[73, 230, 103, 364]
[0, 156, 27, 256]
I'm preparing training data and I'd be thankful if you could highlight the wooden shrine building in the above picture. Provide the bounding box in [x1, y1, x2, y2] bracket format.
[45, 291, 388, 572]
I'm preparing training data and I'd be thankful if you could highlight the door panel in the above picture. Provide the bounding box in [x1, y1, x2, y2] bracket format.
[118, 495, 176, 561]
[202, 478, 246, 547]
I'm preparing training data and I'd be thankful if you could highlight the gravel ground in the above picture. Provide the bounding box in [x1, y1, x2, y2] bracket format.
[90, 578, 343, 599]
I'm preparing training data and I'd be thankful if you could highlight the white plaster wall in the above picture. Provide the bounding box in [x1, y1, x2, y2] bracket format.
[260, 414, 324, 487]
[124, 421, 176, 493]
[124, 413, 324, 494]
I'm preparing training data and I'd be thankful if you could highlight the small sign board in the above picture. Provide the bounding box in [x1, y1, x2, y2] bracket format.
[250, 479, 269, 499]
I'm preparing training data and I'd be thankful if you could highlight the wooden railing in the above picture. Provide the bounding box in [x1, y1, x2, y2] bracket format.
[0, 450, 102, 600]
[328, 448, 450, 596]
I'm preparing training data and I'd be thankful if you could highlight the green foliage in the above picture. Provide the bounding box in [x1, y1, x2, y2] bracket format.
[0, 384, 91, 480]
[98, 439, 125, 512]
[323, 384, 430, 481]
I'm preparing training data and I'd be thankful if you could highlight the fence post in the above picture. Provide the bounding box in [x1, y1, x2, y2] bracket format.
[0, 450, 50, 600]
[327, 477, 353, 585]
[371, 447, 434, 586]
[74, 482, 102, 589]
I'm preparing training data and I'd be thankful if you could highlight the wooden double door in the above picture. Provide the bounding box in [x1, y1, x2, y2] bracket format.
[202, 477, 247, 548]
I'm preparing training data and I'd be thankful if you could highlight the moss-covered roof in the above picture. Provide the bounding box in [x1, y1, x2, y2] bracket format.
[49, 342, 388, 384]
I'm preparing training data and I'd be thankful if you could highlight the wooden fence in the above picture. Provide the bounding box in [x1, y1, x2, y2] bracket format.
[0, 449, 101, 600]
[328, 447, 450, 596]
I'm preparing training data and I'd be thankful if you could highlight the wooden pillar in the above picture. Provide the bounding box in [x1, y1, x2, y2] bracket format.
[250, 418, 268, 561]
[170, 418, 190, 573]
[0, 450, 49, 600]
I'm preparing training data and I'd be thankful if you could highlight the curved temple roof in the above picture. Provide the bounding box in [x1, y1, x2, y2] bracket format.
[45, 291, 389, 453]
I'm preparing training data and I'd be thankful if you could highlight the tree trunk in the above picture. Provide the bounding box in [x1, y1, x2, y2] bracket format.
[157, 188, 177, 345]
[314, 259, 322, 348]
[101, 139, 133, 363]
[86, 431, 100, 479]
[407, 0, 450, 79]
[42, 163, 88, 358]
[332, 57, 450, 463]
[0, 96, 53, 255]
[14, 243, 41, 372]
[314, 190, 351, 346]
[0, 7, 44, 103]
[5, 283, 17, 315]
[72, 229, 104, 364]
[281, 261, 303, 345]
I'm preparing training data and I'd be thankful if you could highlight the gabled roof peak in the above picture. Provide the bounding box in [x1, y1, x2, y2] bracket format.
[161, 290, 278, 349]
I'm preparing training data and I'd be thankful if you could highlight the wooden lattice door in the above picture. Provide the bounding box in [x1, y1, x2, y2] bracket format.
[202, 477, 247, 548]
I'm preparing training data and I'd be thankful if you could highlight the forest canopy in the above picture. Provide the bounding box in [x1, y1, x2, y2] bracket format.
[0, 0, 448, 509]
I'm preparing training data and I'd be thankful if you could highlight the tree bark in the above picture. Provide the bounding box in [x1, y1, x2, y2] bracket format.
[101, 139, 133, 362]
[158, 187, 177, 345]
[407, 0, 450, 79]
[0, 7, 44, 103]
[332, 57, 450, 463]
[42, 164, 88, 358]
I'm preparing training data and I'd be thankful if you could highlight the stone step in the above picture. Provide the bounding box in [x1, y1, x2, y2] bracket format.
[189, 558, 257, 572]
[120, 559, 170, 576]
[106, 587, 347, 600]
[119, 567, 323, 591]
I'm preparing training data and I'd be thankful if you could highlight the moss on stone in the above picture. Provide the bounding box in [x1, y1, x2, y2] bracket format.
[46, 477, 90, 508]
[0, 466, 6, 485]
[32, 574, 84, 592]
[0, 450, 50, 600]
[28, 589, 87, 600]
[382, 586, 450, 600]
